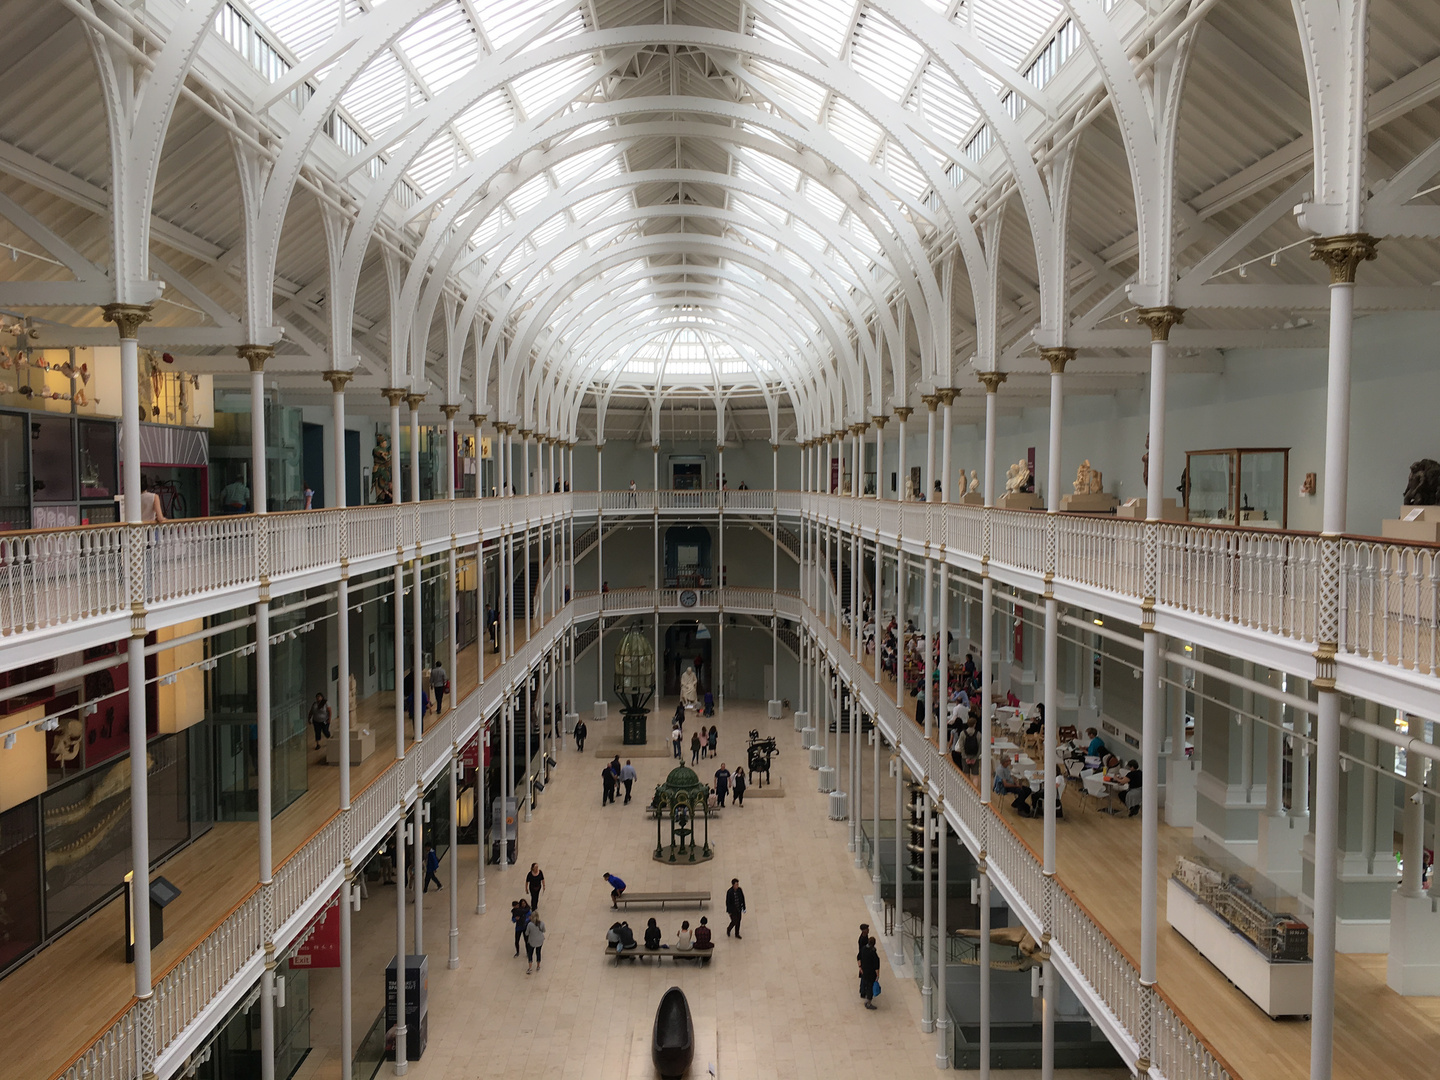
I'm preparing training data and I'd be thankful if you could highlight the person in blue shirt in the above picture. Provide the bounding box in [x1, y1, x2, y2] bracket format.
[1085, 727, 1107, 759]
[602, 871, 627, 907]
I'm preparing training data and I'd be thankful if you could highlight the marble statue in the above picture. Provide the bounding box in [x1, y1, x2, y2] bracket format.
[967, 469, 979, 494]
[1004, 459, 1031, 496]
[680, 666, 699, 710]
[904, 474, 916, 502]
[1073, 460, 1103, 495]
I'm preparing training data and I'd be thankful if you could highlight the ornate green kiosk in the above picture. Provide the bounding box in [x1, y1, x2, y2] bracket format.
[652, 764, 713, 864]
[614, 630, 656, 745]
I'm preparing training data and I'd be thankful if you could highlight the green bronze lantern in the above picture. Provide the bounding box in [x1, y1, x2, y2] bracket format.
[613, 630, 656, 745]
[652, 763, 713, 864]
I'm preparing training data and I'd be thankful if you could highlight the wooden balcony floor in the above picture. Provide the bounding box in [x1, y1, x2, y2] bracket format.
[1, 611, 556, 1080]
[832, 615, 1440, 1080]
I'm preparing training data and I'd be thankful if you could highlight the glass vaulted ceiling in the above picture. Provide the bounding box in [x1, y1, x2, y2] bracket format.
[230, 0, 1085, 395]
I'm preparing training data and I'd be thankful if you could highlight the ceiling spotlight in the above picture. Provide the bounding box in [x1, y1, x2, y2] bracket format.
[1270, 253, 1279, 267]
[1238, 265, 1248, 278]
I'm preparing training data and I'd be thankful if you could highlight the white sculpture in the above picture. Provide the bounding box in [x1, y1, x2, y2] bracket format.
[968, 469, 980, 494]
[1004, 459, 1031, 495]
[680, 667, 699, 710]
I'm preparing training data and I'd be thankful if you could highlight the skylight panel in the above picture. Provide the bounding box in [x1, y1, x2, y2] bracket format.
[571, 186, 629, 225]
[510, 55, 597, 119]
[791, 217, 825, 252]
[915, 64, 978, 148]
[398, 4, 478, 95]
[247, 0, 357, 60]
[849, 11, 926, 103]
[753, 0, 853, 59]
[802, 177, 846, 223]
[452, 92, 516, 157]
[505, 173, 553, 218]
[551, 143, 616, 189]
[972, 0, 1065, 70]
[530, 212, 568, 249]
[746, 60, 826, 122]
[474, 0, 559, 52]
[842, 211, 880, 255]
[826, 98, 884, 161]
[406, 133, 460, 195]
[738, 150, 801, 193]
[880, 142, 928, 201]
[340, 50, 409, 138]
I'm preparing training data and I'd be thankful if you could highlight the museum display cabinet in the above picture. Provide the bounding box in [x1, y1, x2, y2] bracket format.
[1183, 447, 1289, 529]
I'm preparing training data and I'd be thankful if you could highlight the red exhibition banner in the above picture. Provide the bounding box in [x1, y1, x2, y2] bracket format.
[291, 891, 341, 968]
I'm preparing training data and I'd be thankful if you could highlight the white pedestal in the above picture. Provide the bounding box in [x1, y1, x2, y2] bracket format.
[592, 700, 608, 720]
[1387, 890, 1440, 995]
[818, 765, 836, 794]
[794, 709, 808, 732]
[1115, 497, 1186, 521]
[828, 789, 848, 819]
[1061, 492, 1119, 513]
[800, 725, 817, 749]
[1164, 757, 1198, 828]
[326, 727, 376, 766]
[768, 699, 782, 719]
[1166, 878, 1312, 1018]
[959, 492, 983, 505]
[809, 744, 827, 770]
[564, 712, 579, 735]
[1382, 505, 1440, 543]
[998, 492, 1043, 510]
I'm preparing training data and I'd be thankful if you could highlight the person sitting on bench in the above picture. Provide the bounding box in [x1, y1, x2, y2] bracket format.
[644, 918, 667, 950]
[607, 921, 638, 953]
[693, 916, 714, 951]
[675, 920, 694, 952]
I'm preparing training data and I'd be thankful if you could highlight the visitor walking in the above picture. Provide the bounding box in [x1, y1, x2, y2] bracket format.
[574, 717, 587, 751]
[524, 914, 546, 973]
[431, 660, 449, 714]
[620, 759, 637, 803]
[309, 692, 332, 749]
[512, 900, 531, 957]
[671, 724, 682, 759]
[601, 762, 617, 805]
[690, 730, 702, 764]
[713, 763, 731, 807]
[526, 863, 545, 911]
[859, 935, 881, 1009]
[707, 725, 718, 757]
[423, 845, 443, 892]
[725, 878, 745, 938]
[732, 766, 747, 806]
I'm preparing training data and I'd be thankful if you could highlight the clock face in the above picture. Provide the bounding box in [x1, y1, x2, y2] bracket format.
[680, 590, 698, 608]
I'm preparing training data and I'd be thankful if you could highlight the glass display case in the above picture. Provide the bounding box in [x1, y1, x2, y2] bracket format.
[1183, 448, 1288, 528]
[1170, 844, 1309, 962]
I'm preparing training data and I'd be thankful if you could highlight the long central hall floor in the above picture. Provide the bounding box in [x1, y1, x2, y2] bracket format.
[299, 698, 1126, 1080]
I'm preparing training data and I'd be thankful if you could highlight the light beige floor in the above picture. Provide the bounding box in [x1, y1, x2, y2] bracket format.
[296, 699, 1127, 1079]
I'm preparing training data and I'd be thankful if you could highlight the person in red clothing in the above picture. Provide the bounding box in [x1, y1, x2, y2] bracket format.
[693, 916, 714, 951]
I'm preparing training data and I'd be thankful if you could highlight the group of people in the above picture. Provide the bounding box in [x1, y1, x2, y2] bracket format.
[712, 762, 747, 806]
[605, 915, 717, 954]
[400, 661, 451, 721]
[600, 756, 639, 805]
[510, 864, 548, 973]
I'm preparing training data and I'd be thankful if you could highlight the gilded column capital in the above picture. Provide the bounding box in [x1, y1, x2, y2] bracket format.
[849, 423, 868, 436]
[651, 443, 661, 453]
[921, 393, 940, 411]
[519, 428, 534, 440]
[404, 392, 425, 413]
[977, 371, 1007, 394]
[893, 406, 913, 421]
[1135, 306, 1186, 342]
[322, 369, 354, 393]
[440, 404, 461, 420]
[237, 344, 275, 372]
[716, 444, 726, 454]
[469, 413, 486, 428]
[871, 414, 887, 429]
[1310, 233, 1378, 285]
[1039, 346, 1076, 374]
[936, 388, 959, 406]
[101, 303, 153, 339]
[381, 387, 409, 408]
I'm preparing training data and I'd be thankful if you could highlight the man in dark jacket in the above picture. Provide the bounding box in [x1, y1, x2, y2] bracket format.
[601, 762, 616, 805]
[574, 717, 587, 751]
[725, 878, 746, 938]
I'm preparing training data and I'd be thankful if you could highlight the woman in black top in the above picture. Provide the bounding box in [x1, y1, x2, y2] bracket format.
[644, 917, 665, 949]
[526, 863, 545, 911]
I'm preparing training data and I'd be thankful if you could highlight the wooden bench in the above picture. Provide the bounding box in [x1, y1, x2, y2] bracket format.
[604, 946, 714, 966]
[613, 890, 711, 910]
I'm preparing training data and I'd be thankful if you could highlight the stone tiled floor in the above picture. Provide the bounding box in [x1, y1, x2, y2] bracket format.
[298, 699, 1126, 1079]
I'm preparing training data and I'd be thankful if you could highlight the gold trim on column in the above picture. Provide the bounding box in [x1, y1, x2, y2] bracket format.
[440, 404, 461, 420]
[382, 388, 409, 408]
[921, 393, 940, 411]
[101, 303, 153, 339]
[470, 413, 486, 428]
[937, 388, 958, 406]
[871, 415, 887, 429]
[405, 392, 426, 413]
[849, 423, 867, 437]
[977, 371, 1007, 394]
[1135, 306, 1186, 343]
[322, 369, 354, 393]
[1310, 233, 1379, 284]
[893, 406, 913, 421]
[1039, 346, 1075, 374]
[237, 344, 275, 372]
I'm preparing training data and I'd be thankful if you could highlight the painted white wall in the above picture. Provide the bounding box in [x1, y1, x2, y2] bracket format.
[911, 310, 1440, 536]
